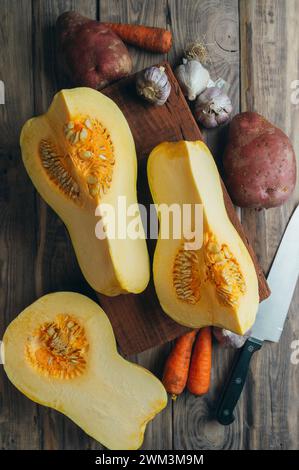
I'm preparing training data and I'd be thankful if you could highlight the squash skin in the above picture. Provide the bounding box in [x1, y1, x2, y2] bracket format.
[3, 292, 167, 450]
[20, 88, 150, 296]
[147, 141, 259, 335]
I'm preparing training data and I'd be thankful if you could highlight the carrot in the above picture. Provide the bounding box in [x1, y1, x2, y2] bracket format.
[187, 327, 212, 396]
[101, 23, 172, 53]
[162, 330, 197, 399]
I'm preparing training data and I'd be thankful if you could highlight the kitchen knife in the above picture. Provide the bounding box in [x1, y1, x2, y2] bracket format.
[216, 205, 299, 425]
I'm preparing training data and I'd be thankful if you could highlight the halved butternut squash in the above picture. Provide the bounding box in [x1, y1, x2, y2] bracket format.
[3, 292, 167, 450]
[147, 141, 259, 334]
[20, 88, 149, 295]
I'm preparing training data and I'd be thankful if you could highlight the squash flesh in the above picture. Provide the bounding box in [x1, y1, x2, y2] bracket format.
[3, 292, 167, 450]
[147, 141, 259, 334]
[20, 88, 149, 295]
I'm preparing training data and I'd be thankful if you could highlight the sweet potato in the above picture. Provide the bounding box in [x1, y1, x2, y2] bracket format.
[223, 112, 297, 209]
[56, 12, 132, 90]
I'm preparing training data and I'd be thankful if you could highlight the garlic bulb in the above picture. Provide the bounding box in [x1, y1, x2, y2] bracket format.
[194, 86, 233, 128]
[175, 59, 210, 101]
[136, 66, 171, 106]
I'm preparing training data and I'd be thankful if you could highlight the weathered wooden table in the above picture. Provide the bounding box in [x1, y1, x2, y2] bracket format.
[0, 0, 298, 450]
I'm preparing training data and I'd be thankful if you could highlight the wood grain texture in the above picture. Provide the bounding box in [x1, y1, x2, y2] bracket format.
[0, 0, 298, 451]
[99, 62, 269, 357]
[239, 0, 299, 450]
[0, 0, 41, 450]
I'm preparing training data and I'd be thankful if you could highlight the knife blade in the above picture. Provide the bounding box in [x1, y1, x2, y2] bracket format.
[216, 205, 299, 425]
[251, 205, 299, 342]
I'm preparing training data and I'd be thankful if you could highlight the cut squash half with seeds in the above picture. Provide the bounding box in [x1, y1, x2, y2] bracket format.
[20, 88, 149, 295]
[147, 141, 259, 334]
[3, 292, 167, 450]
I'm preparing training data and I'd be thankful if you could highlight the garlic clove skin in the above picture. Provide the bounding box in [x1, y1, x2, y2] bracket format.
[197, 112, 219, 129]
[136, 66, 171, 106]
[175, 59, 210, 101]
[194, 86, 233, 128]
[213, 327, 252, 349]
[217, 109, 232, 125]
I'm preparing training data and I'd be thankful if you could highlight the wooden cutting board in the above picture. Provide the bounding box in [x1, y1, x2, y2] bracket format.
[98, 62, 270, 356]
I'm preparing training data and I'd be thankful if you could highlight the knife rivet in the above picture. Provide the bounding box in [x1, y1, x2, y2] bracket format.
[235, 377, 242, 385]
[248, 345, 254, 352]
[223, 409, 230, 416]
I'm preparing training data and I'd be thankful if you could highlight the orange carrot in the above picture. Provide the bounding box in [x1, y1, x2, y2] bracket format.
[187, 327, 212, 396]
[162, 330, 197, 399]
[101, 23, 172, 53]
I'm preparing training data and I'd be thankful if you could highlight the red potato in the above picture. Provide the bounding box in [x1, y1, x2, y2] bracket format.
[56, 11, 132, 90]
[223, 112, 297, 209]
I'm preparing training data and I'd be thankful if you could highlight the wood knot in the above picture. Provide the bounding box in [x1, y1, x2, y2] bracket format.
[214, 18, 238, 53]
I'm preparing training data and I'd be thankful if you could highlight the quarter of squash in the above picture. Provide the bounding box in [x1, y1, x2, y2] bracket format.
[147, 141, 259, 334]
[20, 88, 149, 295]
[3, 292, 167, 450]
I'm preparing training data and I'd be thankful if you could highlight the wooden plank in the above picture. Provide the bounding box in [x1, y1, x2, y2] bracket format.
[240, 0, 299, 450]
[167, 0, 244, 450]
[99, 63, 269, 358]
[99, 0, 173, 451]
[0, 0, 42, 450]
[31, 0, 101, 451]
[2, 0, 294, 452]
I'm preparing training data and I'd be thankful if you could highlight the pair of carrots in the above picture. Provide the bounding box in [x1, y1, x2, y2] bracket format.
[162, 327, 212, 398]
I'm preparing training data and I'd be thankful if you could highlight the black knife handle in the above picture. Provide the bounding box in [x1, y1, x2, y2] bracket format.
[216, 337, 263, 425]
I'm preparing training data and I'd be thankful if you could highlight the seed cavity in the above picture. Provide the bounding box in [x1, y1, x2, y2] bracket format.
[25, 314, 89, 379]
[62, 116, 115, 200]
[173, 248, 201, 304]
[172, 233, 246, 308]
[39, 139, 80, 201]
[204, 233, 246, 308]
